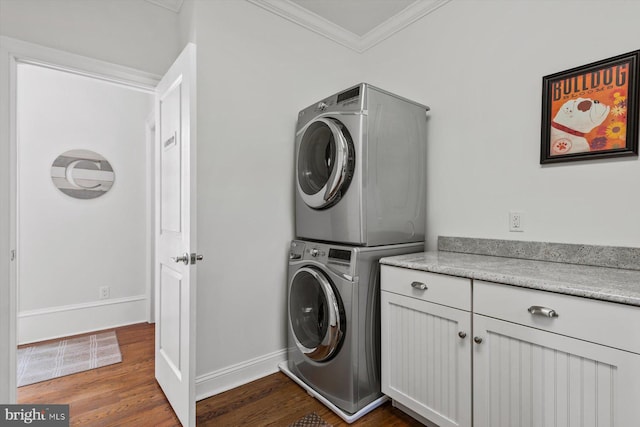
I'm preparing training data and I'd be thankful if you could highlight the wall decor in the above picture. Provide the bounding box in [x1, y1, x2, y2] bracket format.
[50, 149, 115, 199]
[540, 50, 640, 164]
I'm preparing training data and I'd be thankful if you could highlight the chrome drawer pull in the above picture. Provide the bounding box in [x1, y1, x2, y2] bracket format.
[411, 281, 428, 290]
[528, 305, 559, 318]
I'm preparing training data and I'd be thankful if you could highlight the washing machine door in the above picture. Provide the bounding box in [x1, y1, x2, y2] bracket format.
[289, 266, 345, 362]
[297, 118, 354, 210]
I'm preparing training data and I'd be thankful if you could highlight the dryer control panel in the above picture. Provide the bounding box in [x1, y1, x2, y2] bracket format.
[296, 83, 366, 131]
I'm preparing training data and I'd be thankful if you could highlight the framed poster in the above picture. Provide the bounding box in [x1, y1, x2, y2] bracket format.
[540, 50, 639, 164]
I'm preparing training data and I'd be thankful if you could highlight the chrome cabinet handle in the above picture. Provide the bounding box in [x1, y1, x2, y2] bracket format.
[411, 281, 427, 290]
[172, 253, 190, 265]
[528, 306, 559, 318]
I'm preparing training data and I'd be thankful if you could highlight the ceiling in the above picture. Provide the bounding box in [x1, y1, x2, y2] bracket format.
[145, 0, 451, 53]
[288, 0, 419, 37]
[247, 0, 451, 52]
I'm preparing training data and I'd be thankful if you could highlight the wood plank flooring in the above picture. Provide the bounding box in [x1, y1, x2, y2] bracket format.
[18, 323, 421, 426]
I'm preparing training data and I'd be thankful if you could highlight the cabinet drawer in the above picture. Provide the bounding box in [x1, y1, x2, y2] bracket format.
[381, 265, 471, 311]
[474, 280, 640, 354]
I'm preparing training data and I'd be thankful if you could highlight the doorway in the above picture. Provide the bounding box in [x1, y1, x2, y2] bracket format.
[15, 61, 154, 345]
[0, 36, 160, 403]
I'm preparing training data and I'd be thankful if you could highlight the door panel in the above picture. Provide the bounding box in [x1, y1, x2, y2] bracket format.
[381, 291, 472, 427]
[160, 82, 181, 233]
[159, 265, 182, 375]
[155, 43, 196, 427]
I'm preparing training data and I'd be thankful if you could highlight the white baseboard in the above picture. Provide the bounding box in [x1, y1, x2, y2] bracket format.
[196, 348, 287, 401]
[18, 295, 148, 344]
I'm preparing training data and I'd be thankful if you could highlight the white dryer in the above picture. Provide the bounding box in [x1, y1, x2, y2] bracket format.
[295, 83, 429, 246]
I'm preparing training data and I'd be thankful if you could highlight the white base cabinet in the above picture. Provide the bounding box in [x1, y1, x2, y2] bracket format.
[473, 314, 640, 427]
[381, 266, 472, 427]
[381, 267, 640, 427]
[473, 280, 640, 427]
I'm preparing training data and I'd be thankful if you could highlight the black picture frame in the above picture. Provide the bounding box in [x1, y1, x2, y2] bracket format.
[540, 50, 640, 164]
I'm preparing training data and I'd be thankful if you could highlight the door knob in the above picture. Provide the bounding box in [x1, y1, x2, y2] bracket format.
[172, 253, 190, 265]
[191, 253, 204, 264]
[172, 252, 203, 265]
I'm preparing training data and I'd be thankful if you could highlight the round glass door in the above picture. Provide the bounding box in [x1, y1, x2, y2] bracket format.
[297, 118, 354, 210]
[289, 267, 345, 362]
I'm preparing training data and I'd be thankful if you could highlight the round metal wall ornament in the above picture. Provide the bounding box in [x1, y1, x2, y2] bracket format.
[51, 149, 115, 199]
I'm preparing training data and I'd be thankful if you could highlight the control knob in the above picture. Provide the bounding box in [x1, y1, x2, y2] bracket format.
[317, 102, 327, 111]
[310, 248, 320, 257]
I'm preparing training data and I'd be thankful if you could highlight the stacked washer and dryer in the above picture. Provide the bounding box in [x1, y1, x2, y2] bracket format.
[281, 83, 429, 422]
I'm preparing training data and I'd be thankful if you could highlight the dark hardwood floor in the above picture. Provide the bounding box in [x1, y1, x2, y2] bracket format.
[18, 323, 421, 426]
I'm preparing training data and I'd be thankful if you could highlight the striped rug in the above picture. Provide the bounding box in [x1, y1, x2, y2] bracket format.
[17, 331, 122, 387]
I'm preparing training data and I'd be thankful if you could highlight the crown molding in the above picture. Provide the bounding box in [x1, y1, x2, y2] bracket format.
[247, 0, 361, 51]
[359, 0, 451, 51]
[145, 0, 184, 13]
[246, 0, 452, 53]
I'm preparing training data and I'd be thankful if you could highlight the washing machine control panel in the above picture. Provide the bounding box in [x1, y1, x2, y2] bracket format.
[328, 248, 351, 262]
[289, 240, 356, 277]
[289, 241, 305, 260]
[306, 247, 326, 258]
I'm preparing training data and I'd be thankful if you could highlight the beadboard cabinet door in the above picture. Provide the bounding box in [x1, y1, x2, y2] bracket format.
[381, 291, 472, 427]
[473, 314, 640, 427]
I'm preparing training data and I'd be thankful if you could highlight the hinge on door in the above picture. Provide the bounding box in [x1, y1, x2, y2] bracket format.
[10, 250, 15, 261]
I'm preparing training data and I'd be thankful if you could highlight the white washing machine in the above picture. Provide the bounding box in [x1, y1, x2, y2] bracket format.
[283, 239, 424, 418]
[295, 83, 429, 246]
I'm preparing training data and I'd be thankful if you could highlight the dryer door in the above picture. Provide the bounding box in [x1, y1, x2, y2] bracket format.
[297, 118, 354, 210]
[289, 266, 345, 362]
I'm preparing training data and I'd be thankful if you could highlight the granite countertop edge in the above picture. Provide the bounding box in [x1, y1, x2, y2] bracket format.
[380, 251, 640, 307]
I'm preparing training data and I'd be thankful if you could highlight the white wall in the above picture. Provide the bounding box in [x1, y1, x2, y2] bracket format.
[361, 0, 640, 250]
[191, 0, 362, 396]
[0, 0, 179, 75]
[16, 63, 153, 343]
[178, 0, 196, 47]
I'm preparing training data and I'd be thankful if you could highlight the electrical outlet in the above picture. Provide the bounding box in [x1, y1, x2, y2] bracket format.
[509, 211, 524, 232]
[99, 286, 110, 300]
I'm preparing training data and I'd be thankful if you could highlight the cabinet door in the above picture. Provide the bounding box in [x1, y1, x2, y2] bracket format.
[473, 314, 640, 427]
[381, 291, 472, 427]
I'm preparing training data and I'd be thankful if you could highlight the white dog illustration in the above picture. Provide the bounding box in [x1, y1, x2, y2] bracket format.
[550, 97, 610, 155]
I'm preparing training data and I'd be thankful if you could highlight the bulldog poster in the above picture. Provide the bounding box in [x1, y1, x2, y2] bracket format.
[540, 50, 639, 163]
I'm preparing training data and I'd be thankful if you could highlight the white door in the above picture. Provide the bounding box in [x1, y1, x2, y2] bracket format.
[155, 43, 198, 427]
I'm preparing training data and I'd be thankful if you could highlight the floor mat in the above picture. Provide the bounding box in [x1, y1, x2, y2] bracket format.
[288, 412, 332, 427]
[17, 331, 122, 387]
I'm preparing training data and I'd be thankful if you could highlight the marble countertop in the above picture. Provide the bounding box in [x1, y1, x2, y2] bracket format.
[380, 251, 640, 307]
